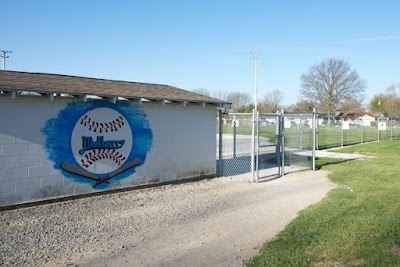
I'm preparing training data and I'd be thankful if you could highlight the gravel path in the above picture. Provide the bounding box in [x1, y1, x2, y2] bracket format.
[0, 170, 335, 267]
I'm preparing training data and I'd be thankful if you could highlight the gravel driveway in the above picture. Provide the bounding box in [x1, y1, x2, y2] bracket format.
[0, 170, 335, 267]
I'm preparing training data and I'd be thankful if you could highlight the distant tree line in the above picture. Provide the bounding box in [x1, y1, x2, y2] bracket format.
[369, 83, 400, 118]
[193, 58, 398, 117]
[192, 88, 285, 113]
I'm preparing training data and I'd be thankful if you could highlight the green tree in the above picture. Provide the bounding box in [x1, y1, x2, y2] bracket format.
[369, 90, 400, 118]
[243, 104, 255, 113]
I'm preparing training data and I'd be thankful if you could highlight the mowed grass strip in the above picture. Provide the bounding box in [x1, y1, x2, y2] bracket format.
[246, 140, 400, 267]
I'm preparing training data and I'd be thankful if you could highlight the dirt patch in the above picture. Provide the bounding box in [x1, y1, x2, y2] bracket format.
[390, 246, 400, 257]
[311, 262, 345, 267]
[0, 170, 335, 267]
[348, 259, 366, 266]
[311, 259, 365, 267]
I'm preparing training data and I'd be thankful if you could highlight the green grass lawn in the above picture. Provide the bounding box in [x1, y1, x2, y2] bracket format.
[245, 140, 400, 267]
[316, 126, 396, 149]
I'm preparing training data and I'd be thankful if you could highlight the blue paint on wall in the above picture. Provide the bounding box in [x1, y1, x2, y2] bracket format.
[42, 101, 153, 188]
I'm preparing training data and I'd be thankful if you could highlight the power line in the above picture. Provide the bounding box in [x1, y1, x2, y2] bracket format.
[1, 50, 12, 70]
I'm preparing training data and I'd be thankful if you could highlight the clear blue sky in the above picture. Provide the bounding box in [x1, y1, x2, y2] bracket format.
[2, 0, 400, 106]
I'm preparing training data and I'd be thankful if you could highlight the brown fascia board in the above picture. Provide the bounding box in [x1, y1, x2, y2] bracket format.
[0, 88, 224, 107]
[0, 71, 227, 105]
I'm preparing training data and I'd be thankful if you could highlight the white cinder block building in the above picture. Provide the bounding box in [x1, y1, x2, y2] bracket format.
[0, 71, 229, 207]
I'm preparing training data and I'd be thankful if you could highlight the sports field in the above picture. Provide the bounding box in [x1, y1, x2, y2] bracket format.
[220, 123, 400, 150]
[317, 125, 400, 149]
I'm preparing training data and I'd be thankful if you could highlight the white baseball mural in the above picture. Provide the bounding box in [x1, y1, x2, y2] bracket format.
[42, 102, 153, 188]
[71, 108, 133, 174]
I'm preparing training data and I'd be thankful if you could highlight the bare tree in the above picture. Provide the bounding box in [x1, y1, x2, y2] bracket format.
[287, 100, 314, 112]
[259, 89, 284, 113]
[340, 96, 363, 113]
[192, 88, 210, 97]
[386, 83, 400, 96]
[226, 92, 252, 112]
[213, 90, 228, 101]
[385, 83, 400, 118]
[300, 58, 366, 116]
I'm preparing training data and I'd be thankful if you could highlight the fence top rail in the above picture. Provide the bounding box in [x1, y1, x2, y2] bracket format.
[284, 111, 315, 115]
[285, 114, 314, 118]
[228, 112, 316, 116]
[227, 112, 253, 116]
[259, 113, 281, 116]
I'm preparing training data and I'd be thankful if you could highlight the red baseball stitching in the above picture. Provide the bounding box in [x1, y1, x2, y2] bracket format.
[80, 115, 125, 133]
[80, 149, 126, 168]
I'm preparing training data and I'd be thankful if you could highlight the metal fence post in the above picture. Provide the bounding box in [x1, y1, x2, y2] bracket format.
[312, 109, 316, 171]
[251, 109, 256, 182]
[218, 109, 223, 177]
[233, 120, 236, 158]
[391, 118, 393, 140]
[316, 114, 319, 150]
[256, 111, 259, 182]
[275, 111, 281, 176]
[378, 118, 380, 142]
[361, 118, 363, 143]
[281, 109, 285, 176]
[341, 118, 344, 147]
[300, 114, 303, 150]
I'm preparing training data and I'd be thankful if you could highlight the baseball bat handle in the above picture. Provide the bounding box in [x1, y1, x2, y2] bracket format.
[93, 157, 141, 188]
[60, 162, 110, 184]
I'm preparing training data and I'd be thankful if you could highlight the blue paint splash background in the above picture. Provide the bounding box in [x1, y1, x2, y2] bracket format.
[42, 101, 153, 188]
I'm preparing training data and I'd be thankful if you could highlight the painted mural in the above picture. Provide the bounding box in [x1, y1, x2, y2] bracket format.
[42, 101, 153, 188]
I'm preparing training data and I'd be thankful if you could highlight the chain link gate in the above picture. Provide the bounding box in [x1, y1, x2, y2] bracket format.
[281, 112, 315, 175]
[257, 113, 282, 181]
[217, 110, 316, 181]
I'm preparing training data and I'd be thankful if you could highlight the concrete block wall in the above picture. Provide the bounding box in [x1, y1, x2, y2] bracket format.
[0, 134, 74, 205]
[0, 97, 216, 206]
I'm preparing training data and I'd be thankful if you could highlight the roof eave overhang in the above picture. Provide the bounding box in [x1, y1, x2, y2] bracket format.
[0, 88, 230, 108]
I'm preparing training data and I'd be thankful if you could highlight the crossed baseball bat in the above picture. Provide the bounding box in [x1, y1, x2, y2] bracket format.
[60, 157, 141, 188]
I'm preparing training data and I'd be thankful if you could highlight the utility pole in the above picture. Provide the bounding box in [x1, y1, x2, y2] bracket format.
[1, 50, 12, 70]
[252, 50, 259, 113]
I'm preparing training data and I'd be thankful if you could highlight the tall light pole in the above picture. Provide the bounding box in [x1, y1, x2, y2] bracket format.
[252, 50, 259, 113]
[1, 50, 12, 70]
[251, 50, 260, 182]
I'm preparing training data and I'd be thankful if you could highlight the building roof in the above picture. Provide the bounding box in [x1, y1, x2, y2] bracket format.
[342, 108, 385, 119]
[367, 112, 385, 118]
[343, 107, 367, 118]
[0, 70, 229, 107]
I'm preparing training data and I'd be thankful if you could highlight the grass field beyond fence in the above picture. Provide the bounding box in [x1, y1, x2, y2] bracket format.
[317, 125, 400, 149]
[220, 123, 400, 150]
[246, 140, 400, 266]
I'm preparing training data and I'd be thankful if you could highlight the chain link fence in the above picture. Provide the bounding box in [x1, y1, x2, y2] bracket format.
[217, 113, 254, 179]
[217, 111, 315, 181]
[316, 115, 400, 149]
[217, 111, 400, 182]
